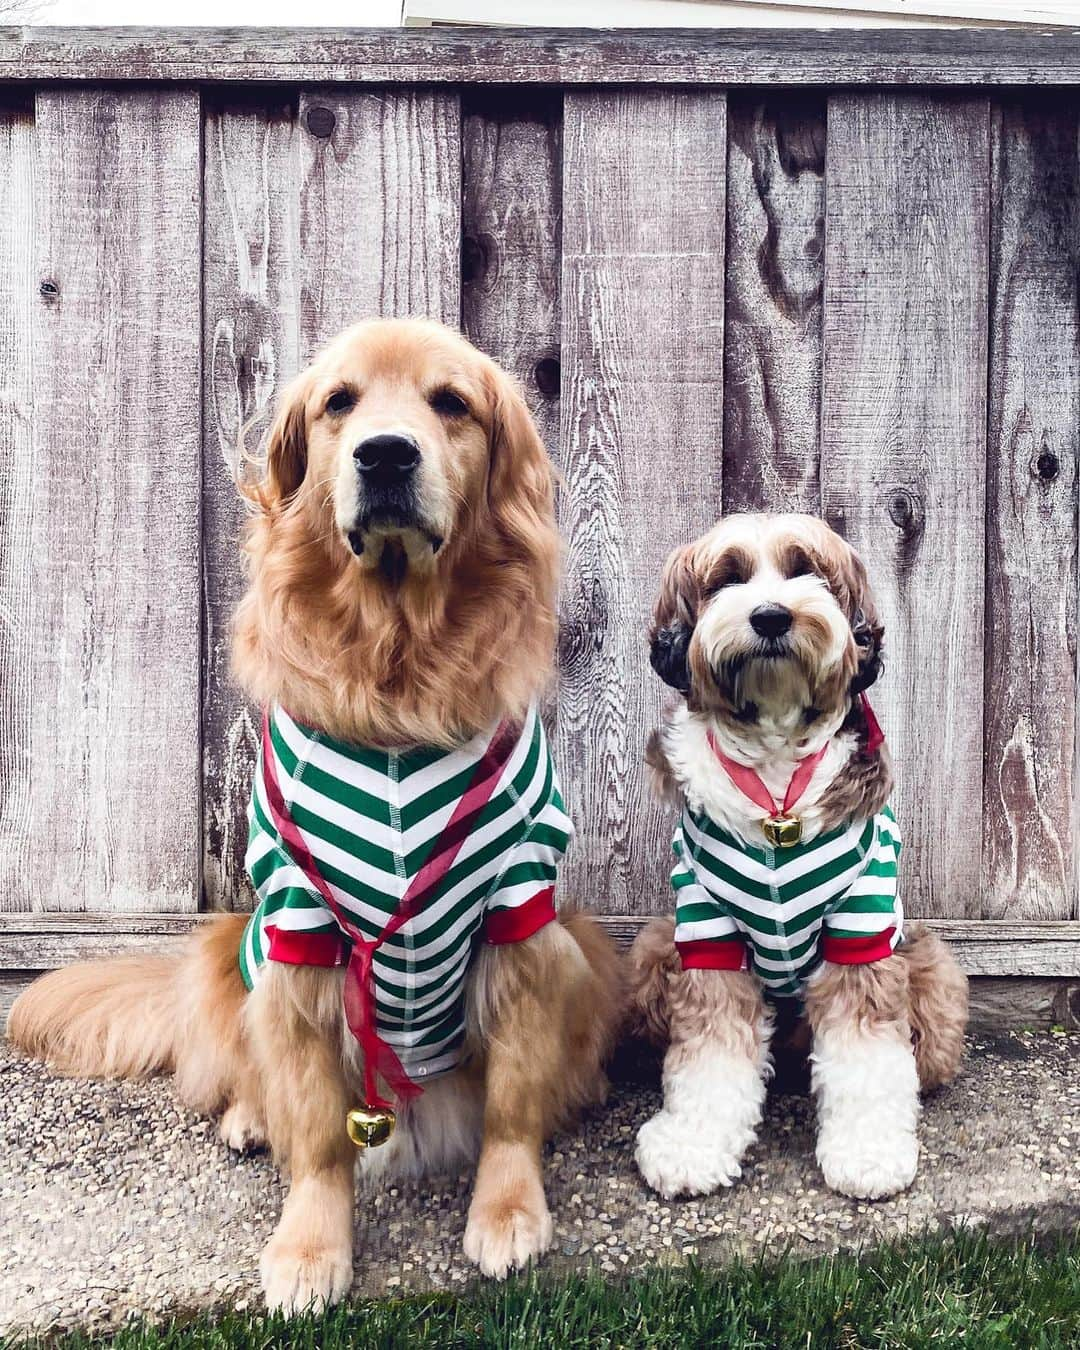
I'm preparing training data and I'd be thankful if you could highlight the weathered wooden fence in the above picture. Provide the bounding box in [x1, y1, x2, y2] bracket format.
[2, 27, 1080, 1021]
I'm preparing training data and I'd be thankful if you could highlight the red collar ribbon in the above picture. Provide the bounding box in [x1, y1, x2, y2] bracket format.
[260, 708, 516, 1110]
[860, 693, 885, 754]
[706, 731, 829, 821]
[706, 694, 884, 820]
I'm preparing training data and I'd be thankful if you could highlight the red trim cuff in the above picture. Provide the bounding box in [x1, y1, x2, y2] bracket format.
[265, 924, 346, 968]
[677, 938, 747, 972]
[821, 926, 897, 965]
[484, 888, 557, 945]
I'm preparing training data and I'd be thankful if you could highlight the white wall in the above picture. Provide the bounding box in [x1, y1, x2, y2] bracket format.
[37, 0, 401, 23]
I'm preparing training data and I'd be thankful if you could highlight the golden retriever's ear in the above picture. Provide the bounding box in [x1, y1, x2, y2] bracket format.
[649, 543, 702, 695]
[242, 372, 309, 510]
[486, 367, 557, 558]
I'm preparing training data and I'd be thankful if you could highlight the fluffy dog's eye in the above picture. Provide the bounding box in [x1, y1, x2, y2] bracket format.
[712, 562, 749, 590]
[326, 388, 355, 415]
[783, 550, 815, 579]
[706, 546, 754, 592]
[429, 388, 469, 417]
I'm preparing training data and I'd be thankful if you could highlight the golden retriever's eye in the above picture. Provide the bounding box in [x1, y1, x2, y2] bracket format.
[325, 388, 356, 415]
[429, 388, 469, 418]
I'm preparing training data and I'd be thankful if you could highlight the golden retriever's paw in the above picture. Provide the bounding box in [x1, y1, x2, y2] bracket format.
[260, 1239, 354, 1315]
[462, 1191, 554, 1280]
[219, 1100, 268, 1153]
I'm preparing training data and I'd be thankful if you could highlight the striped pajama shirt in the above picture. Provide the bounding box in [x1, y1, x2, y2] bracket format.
[672, 805, 903, 997]
[239, 702, 573, 1083]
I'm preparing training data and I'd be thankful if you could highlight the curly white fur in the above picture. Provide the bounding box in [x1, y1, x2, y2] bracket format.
[811, 1021, 920, 1199]
[636, 1025, 772, 1199]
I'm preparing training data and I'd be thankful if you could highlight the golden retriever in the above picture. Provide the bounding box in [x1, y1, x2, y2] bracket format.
[627, 514, 967, 1202]
[8, 318, 622, 1314]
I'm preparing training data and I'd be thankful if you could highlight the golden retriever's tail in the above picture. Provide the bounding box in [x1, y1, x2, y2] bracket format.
[7, 952, 182, 1080]
[6, 915, 250, 1099]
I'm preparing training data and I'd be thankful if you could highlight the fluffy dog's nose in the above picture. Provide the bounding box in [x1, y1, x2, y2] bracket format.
[750, 604, 793, 639]
[354, 433, 421, 481]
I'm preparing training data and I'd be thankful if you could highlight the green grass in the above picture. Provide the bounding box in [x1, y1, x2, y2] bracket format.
[13, 1229, 1080, 1350]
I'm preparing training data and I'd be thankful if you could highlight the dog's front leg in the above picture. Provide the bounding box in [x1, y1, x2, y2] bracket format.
[636, 968, 770, 1199]
[247, 965, 356, 1314]
[462, 922, 588, 1279]
[806, 957, 919, 1199]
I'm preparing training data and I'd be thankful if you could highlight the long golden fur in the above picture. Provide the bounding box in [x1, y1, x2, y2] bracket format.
[8, 319, 622, 1313]
[232, 319, 559, 749]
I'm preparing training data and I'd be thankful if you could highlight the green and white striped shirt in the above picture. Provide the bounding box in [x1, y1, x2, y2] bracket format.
[239, 703, 573, 1081]
[672, 806, 902, 997]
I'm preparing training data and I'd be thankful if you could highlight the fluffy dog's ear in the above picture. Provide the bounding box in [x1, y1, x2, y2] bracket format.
[649, 544, 702, 695]
[242, 372, 310, 511]
[847, 551, 884, 696]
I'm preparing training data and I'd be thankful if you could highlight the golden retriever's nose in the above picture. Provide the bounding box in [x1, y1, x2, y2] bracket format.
[354, 433, 421, 483]
[749, 604, 793, 639]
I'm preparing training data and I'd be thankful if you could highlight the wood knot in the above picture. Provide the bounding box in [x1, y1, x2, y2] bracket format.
[887, 488, 923, 537]
[461, 235, 487, 286]
[533, 355, 560, 401]
[1034, 449, 1060, 483]
[304, 105, 336, 139]
[558, 579, 608, 674]
[39, 279, 59, 303]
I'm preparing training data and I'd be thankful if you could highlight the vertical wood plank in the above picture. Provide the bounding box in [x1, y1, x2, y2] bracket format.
[200, 90, 461, 910]
[561, 90, 726, 915]
[30, 89, 202, 912]
[724, 94, 825, 514]
[461, 89, 562, 730]
[821, 93, 990, 919]
[202, 94, 300, 912]
[0, 95, 35, 908]
[461, 90, 561, 469]
[983, 96, 1080, 922]
[297, 89, 461, 344]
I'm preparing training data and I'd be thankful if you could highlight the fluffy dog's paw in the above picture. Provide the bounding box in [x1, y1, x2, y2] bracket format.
[635, 1110, 744, 1199]
[812, 1032, 921, 1200]
[817, 1126, 918, 1200]
[463, 1191, 554, 1280]
[220, 1100, 268, 1153]
[260, 1238, 353, 1315]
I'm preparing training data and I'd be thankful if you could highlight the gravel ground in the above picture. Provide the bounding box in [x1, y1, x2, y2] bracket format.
[2, 1030, 1079, 1336]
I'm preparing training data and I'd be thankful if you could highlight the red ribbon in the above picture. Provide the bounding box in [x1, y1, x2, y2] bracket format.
[860, 693, 885, 754]
[706, 732, 830, 821]
[706, 695, 884, 824]
[260, 708, 516, 1110]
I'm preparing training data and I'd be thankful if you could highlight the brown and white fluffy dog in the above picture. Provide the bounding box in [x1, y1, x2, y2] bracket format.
[628, 514, 967, 1202]
[8, 319, 621, 1313]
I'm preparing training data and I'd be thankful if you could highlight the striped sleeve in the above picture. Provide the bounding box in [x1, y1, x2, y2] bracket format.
[242, 782, 344, 979]
[671, 818, 745, 972]
[482, 754, 573, 946]
[821, 809, 903, 964]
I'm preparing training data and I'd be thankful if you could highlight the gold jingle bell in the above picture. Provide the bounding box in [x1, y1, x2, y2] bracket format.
[346, 1105, 396, 1149]
[763, 814, 802, 848]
